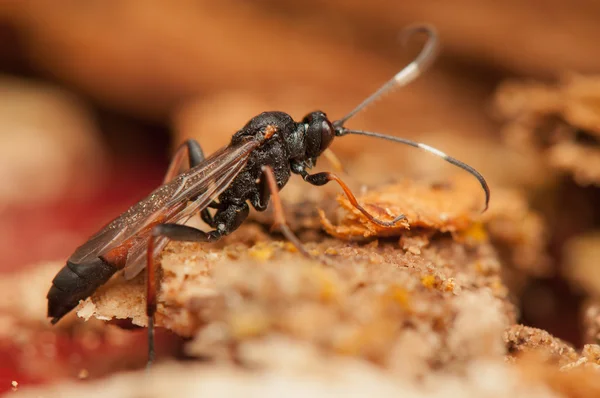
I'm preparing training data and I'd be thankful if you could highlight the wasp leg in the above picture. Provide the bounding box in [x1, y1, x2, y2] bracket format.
[200, 202, 222, 228]
[145, 201, 249, 366]
[145, 223, 220, 367]
[251, 168, 272, 212]
[164, 139, 217, 226]
[163, 139, 205, 183]
[259, 165, 311, 258]
[299, 170, 406, 227]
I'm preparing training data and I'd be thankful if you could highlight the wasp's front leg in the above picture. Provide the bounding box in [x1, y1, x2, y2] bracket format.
[298, 169, 406, 227]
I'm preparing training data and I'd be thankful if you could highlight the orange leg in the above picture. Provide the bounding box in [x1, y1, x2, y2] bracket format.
[261, 166, 312, 258]
[145, 234, 158, 366]
[301, 171, 405, 227]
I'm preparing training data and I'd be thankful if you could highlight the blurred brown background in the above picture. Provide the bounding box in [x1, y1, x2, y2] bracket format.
[0, 0, 599, 388]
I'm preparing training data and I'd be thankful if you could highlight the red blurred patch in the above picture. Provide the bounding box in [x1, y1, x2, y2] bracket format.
[0, 161, 164, 273]
[0, 159, 173, 393]
[0, 326, 184, 393]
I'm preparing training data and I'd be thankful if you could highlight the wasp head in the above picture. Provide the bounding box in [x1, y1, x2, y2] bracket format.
[302, 111, 334, 160]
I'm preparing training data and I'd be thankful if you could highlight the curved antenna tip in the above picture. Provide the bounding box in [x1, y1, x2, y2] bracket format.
[400, 24, 438, 43]
[399, 24, 439, 72]
[334, 23, 440, 128]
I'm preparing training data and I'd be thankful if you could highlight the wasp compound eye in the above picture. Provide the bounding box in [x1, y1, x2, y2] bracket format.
[320, 120, 334, 152]
[303, 111, 332, 157]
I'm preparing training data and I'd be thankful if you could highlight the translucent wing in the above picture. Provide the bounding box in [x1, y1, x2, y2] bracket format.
[68, 138, 259, 276]
[121, 145, 253, 279]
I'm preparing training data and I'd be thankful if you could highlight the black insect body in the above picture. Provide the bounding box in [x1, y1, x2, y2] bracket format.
[46, 25, 490, 364]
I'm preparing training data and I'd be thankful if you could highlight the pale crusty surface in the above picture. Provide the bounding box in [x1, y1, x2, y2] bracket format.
[10, 341, 600, 398]
[4, 177, 600, 396]
[505, 325, 579, 365]
[82, 233, 512, 369]
[76, 176, 555, 374]
[494, 74, 600, 186]
[319, 176, 482, 238]
[0, 358, 567, 398]
[320, 175, 550, 277]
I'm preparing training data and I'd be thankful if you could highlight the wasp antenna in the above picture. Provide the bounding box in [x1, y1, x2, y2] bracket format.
[334, 128, 490, 212]
[333, 24, 438, 128]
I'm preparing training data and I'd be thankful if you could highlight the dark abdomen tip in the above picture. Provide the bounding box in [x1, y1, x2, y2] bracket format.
[47, 257, 118, 323]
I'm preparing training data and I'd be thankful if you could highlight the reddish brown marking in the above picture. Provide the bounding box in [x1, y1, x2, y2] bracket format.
[146, 235, 157, 317]
[264, 125, 277, 140]
[261, 165, 311, 258]
[101, 244, 131, 270]
[101, 202, 187, 270]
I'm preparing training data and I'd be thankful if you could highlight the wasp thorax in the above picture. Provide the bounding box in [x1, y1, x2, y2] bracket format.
[303, 111, 334, 158]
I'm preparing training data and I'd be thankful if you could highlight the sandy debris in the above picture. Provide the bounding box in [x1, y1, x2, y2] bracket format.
[494, 74, 600, 186]
[320, 175, 550, 277]
[0, 176, 597, 396]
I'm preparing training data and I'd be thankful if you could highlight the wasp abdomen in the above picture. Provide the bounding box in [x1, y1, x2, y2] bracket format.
[47, 257, 118, 324]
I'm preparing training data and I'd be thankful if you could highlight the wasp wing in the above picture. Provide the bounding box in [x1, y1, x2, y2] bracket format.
[121, 143, 255, 279]
[68, 138, 259, 275]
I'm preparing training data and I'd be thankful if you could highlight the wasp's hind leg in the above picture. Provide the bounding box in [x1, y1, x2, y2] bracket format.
[145, 223, 220, 367]
[145, 203, 249, 366]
